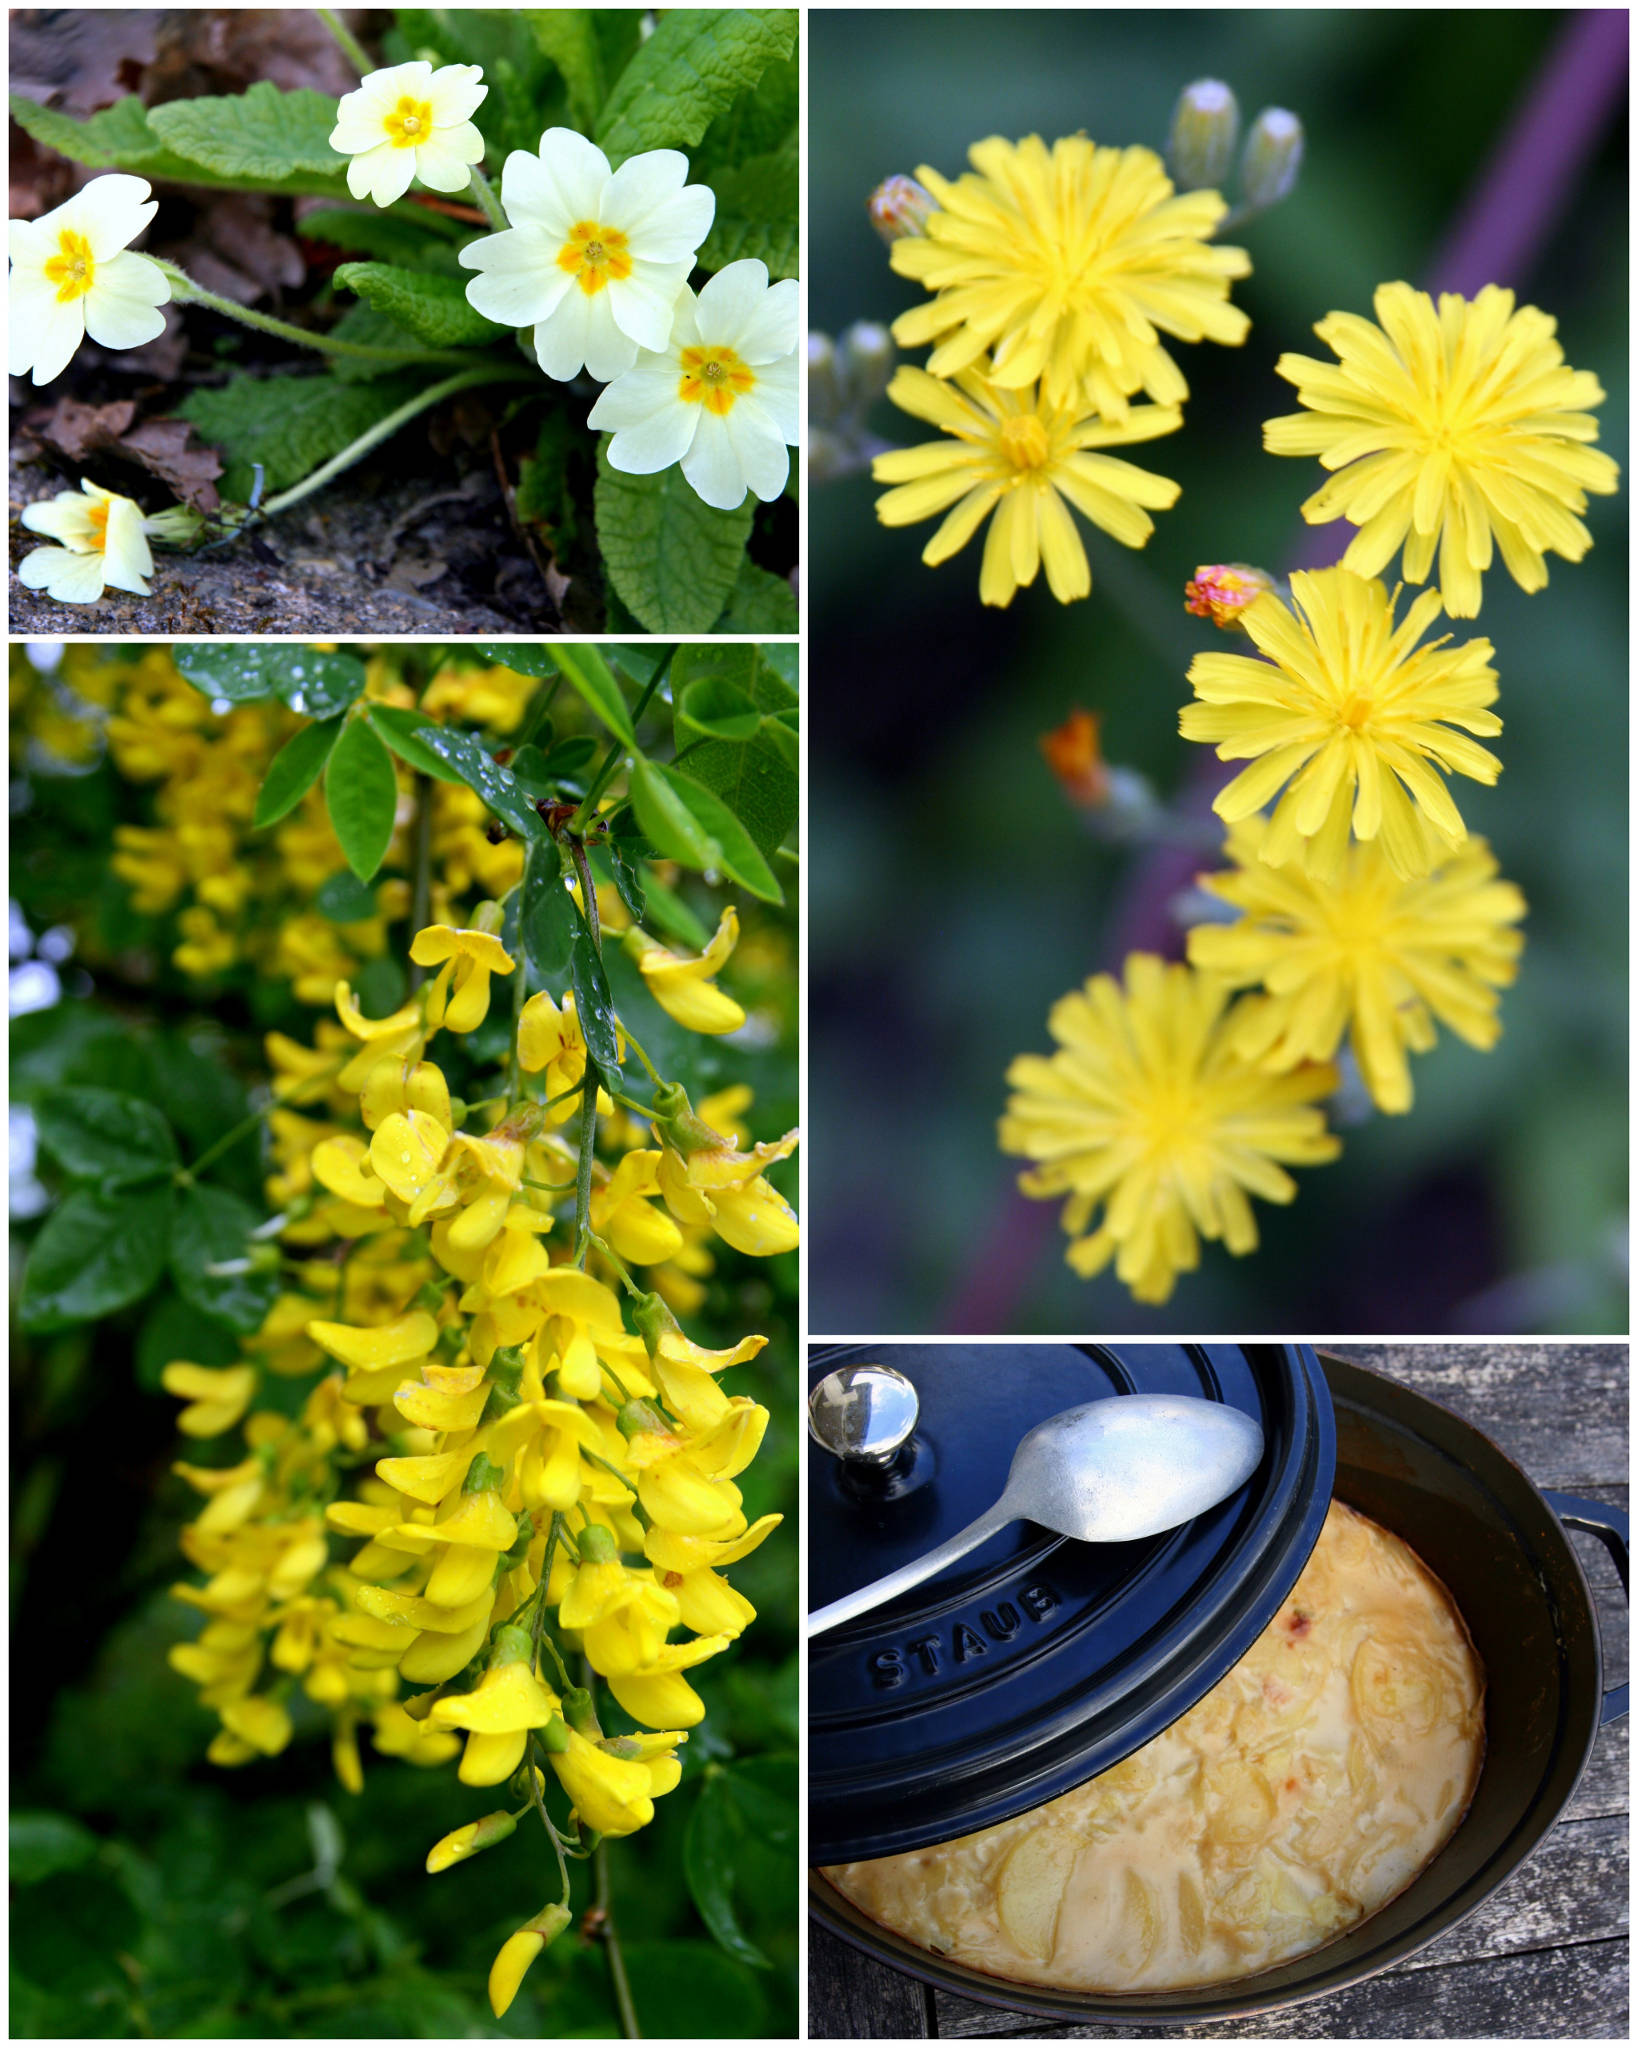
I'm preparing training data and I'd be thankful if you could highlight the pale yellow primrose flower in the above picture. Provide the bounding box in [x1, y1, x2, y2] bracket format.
[328, 61, 488, 208]
[589, 259, 800, 510]
[18, 481, 156, 604]
[9, 174, 170, 384]
[460, 127, 715, 382]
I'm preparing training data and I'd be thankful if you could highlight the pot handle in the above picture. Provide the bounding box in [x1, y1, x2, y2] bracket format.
[1542, 1489, 1628, 1724]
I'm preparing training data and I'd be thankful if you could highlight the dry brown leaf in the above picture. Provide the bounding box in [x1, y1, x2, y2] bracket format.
[9, 10, 162, 113]
[117, 420, 223, 514]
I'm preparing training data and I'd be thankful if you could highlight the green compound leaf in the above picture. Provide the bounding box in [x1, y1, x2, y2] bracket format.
[174, 643, 276, 702]
[594, 442, 753, 634]
[570, 921, 622, 1076]
[685, 1770, 769, 1969]
[699, 137, 799, 280]
[367, 704, 468, 784]
[466, 643, 558, 680]
[178, 371, 424, 501]
[416, 728, 549, 844]
[630, 754, 718, 869]
[10, 1814, 101, 1888]
[606, 809, 647, 923]
[661, 762, 783, 902]
[522, 9, 610, 129]
[520, 838, 576, 978]
[254, 717, 343, 827]
[146, 81, 345, 183]
[325, 716, 399, 883]
[315, 869, 381, 923]
[596, 8, 797, 165]
[20, 1185, 174, 1331]
[178, 644, 363, 719]
[668, 646, 798, 861]
[32, 1086, 178, 1187]
[553, 645, 636, 746]
[170, 1184, 277, 1335]
[333, 262, 505, 347]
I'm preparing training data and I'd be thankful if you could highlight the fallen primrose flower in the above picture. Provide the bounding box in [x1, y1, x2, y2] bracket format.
[17, 481, 200, 605]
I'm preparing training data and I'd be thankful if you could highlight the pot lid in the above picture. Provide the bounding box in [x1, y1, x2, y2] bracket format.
[807, 1342, 1334, 1865]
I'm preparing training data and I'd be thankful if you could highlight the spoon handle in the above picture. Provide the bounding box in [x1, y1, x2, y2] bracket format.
[806, 1502, 1015, 1638]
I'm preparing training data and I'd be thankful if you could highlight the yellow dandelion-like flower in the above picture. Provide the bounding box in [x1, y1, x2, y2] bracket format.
[1264, 282, 1620, 617]
[889, 135, 1251, 421]
[873, 363, 1181, 608]
[998, 953, 1341, 1305]
[1187, 816, 1526, 1114]
[1179, 567, 1502, 882]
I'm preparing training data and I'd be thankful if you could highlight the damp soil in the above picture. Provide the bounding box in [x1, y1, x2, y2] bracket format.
[8, 431, 571, 637]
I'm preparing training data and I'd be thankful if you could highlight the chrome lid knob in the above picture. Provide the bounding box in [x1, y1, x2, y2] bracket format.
[808, 1363, 920, 1466]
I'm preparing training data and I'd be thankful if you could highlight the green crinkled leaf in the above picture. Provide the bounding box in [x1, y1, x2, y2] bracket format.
[596, 8, 798, 165]
[13, 86, 354, 195]
[325, 716, 399, 883]
[366, 704, 467, 784]
[699, 138, 798, 280]
[170, 1184, 276, 1337]
[327, 303, 431, 381]
[254, 717, 343, 827]
[300, 207, 462, 270]
[693, 53, 797, 176]
[20, 1185, 174, 1331]
[416, 728, 549, 843]
[333, 262, 505, 348]
[714, 559, 798, 635]
[33, 1086, 178, 1186]
[594, 442, 753, 634]
[146, 81, 345, 183]
[522, 9, 609, 129]
[178, 371, 424, 500]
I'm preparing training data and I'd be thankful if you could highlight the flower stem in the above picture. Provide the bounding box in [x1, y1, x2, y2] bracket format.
[567, 835, 602, 1269]
[180, 1104, 269, 1181]
[595, 1814, 639, 2037]
[153, 259, 465, 366]
[567, 647, 676, 836]
[252, 368, 533, 522]
[467, 163, 510, 233]
[407, 774, 434, 985]
[317, 8, 373, 76]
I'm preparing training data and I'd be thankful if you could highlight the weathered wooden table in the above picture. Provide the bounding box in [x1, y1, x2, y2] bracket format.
[808, 1344, 1629, 2040]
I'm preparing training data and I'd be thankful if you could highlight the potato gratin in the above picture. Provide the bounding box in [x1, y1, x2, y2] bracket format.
[824, 1502, 1484, 1992]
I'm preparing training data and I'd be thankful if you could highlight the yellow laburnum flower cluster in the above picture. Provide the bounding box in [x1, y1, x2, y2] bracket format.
[165, 912, 795, 2019]
[871, 132, 1250, 606]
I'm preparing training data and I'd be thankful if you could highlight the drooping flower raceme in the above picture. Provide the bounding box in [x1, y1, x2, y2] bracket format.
[873, 362, 1181, 607]
[589, 258, 798, 510]
[1188, 815, 1526, 1115]
[461, 128, 714, 382]
[9, 174, 170, 384]
[998, 952, 1341, 1304]
[888, 135, 1251, 421]
[328, 60, 488, 208]
[1264, 282, 1621, 617]
[1179, 568, 1502, 882]
[18, 480, 156, 603]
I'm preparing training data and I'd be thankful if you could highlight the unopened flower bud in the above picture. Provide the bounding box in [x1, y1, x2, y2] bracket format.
[473, 899, 506, 936]
[561, 1686, 600, 1735]
[1239, 107, 1304, 212]
[144, 504, 205, 547]
[808, 332, 842, 425]
[540, 1712, 571, 1754]
[632, 1288, 683, 1360]
[577, 1523, 617, 1564]
[488, 1903, 573, 2018]
[617, 1397, 668, 1440]
[839, 320, 894, 408]
[488, 1344, 526, 1394]
[1184, 562, 1276, 628]
[1167, 79, 1240, 190]
[426, 1807, 517, 1874]
[463, 1451, 504, 1495]
[490, 1624, 533, 1667]
[868, 173, 935, 244]
[648, 1080, 729, 1157]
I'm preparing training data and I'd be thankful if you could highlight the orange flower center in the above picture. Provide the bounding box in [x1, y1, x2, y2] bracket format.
[677, 345, 754, 416]
[383, 96, 434, 147]
[556, 219, 633, 295]
[87, 497, 112, 545]
[44, 229, 96, 303]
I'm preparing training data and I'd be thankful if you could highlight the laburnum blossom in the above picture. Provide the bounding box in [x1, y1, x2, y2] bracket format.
[328, 61, 487, 208]
[1264, 282, 1620, 616]
[1180, 568, 1502, 882]
[624, 908, 745, 1033]
[460, 127, 714, 382]
[1188, 815, 1526, 1114]
[17, 481, 156, 604]
[409, 923, 515, 1032]
[998, 953, 1341, 1304]
[9, 173, 170, 384]
[888, 134, 1251, 420]
[874, 362, 1181, 607]
[589, 258, 799, 510]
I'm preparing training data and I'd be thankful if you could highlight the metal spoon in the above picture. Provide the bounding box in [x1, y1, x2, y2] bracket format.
[806, 1395, 1264, 1638]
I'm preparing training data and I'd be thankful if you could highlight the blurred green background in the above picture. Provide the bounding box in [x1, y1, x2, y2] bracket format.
[809, 8, 1628, 1336]
[10, 645, 799, 2038]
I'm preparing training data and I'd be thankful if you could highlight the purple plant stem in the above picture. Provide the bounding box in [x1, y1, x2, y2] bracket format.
[943, 9, 1628, 1336]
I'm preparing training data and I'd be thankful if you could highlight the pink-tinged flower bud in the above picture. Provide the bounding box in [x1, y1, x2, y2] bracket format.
[1240, 108, 1304, 212]
[1167, 79, 1240, 191]
[868, 174, 935, 243]
[1184, 563, 1276, 628]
